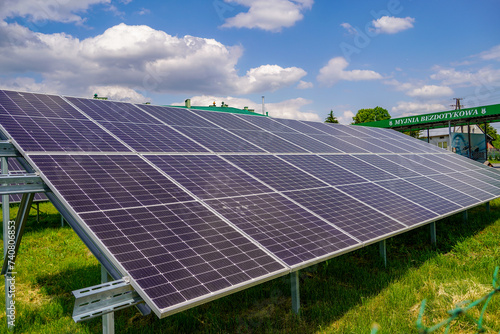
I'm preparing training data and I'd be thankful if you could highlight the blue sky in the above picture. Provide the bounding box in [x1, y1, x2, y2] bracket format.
[0, 0, 499, 124]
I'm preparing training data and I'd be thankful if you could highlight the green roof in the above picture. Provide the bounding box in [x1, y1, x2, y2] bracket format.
[168, 105, 268, 116]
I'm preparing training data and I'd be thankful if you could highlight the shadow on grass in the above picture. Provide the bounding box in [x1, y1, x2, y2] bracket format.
[19, 202, 500, 333]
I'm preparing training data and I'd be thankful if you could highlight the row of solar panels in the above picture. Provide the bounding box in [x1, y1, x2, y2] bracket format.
[0, 89, 498, 318]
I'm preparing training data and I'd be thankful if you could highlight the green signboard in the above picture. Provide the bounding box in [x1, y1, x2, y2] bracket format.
[357, 103, 500, 130]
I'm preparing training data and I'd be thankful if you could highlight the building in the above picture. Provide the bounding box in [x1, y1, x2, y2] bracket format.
[169, 99, 268, 116]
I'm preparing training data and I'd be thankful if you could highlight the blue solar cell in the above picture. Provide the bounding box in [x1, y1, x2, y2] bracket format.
[193, 110, 262, 131]
[354, 155, 420, 178]
[139, 105, 214, 127]
[285, 187, 405, 242]
[146, 155, 272, 199]
[272, 119, 326, 134]
[380, 154, 447, 175]
[338, 137, 392, 153]
[100, 122, 208, 153]
[0, 114, 130, 152]
[427, 173, 494, 201]
[375, 179, 462, 215]
[300, 121, 351, 136]
[223, 155, 326, 191]
[173, 127, 265, 153]
[337, 182, 438, 226]
[31, 155, 194, 212]
[0, 90, 86, 119]
[321, 155, 396, 181]
[79, 201, 285, 312]
[453, 172, 500, 196]
[271, 132, 343, 153]
[279, 155, 366, 185]
[308, 134, 369, 153]
[234, 114, 299, 133]
[206, 193, 359, 266]
[227, 130, 307, 153]
[67, 97, 159, 124]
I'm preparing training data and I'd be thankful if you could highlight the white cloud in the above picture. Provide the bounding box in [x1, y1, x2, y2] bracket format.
[340, 22, 357, 35]
[430, 66, 500, 87]
[296, 80, 313, 89]
[0, 0, 110, 24]
[406, 85, 454, 99]
[317, 57, 383, 86]
[87, 85, 148, 103]
[0, 23, 306, 99]
[221, 0, 313, 32]
[137, 8, 150, 15]
[391, 101, 447, 116]
[177, 95, 320, 121]
[479, 44, 500, 61]
[371, 16, 415, 34]
[0, 77, 57, 94]
[337, 110, 355, 125]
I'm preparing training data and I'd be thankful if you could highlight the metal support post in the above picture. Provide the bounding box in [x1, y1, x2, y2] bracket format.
[427, 128, 430, 143]
[102, 265, 115, 334]
[485, 122, 488, 161]
[379, 240, 387, 268]
[290, 271, 300, 315]
[486, 201, 490, 212]
[2, 157, 13, 331]
[468, 122, 472, 159]
[430, 222, 437, 247]
[36, 202, 39, 223]
[61, 214, 64, 227]
[448, 121, 451, 151]
[463, 210, 468, 222]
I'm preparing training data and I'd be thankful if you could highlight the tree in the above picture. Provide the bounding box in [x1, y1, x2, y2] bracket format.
[352, 106, 390, 124]
[325, 110, 339, 123]
[403, 130, 421, 139]
[479, 123, 499, 148]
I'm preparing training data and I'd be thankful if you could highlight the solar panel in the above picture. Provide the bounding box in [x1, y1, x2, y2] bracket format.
[100, 122, 208, 153]
[354, 155, 420, 178]
[269, 132, 343, 153]
[206, 193, 359, 266]
[173, 127, 265, 153]
[223, 155, 327, 191]
[321, 155, 396, 181]
[145, 155, 273, 199]
[284, 187, 406, 242]
[337, 182, 438, 226]
[0, 90, 86, 119]
[67, 97, 159, 124]
[0, 115, 130, 152]
[307, 134, 369, 153]
[375, 179, 462, 215]
[279, 155, 366, 186]
[0, 89, 498, 321]
[226, 130, 307, 153]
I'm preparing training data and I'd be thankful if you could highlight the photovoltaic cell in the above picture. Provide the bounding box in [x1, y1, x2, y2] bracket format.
[173, 127, 265, 153]
[468, 170, 500, 188]
[405, 176, 480, 208]
[321, 155, 396, 181]
[454, 172, 500, 196]
[227, 130, 307, 153]
[329, 124, 373, 138]
[384, 138, 428, 153]
[145, 155, 272, 199]
[375, 179, 462, 215]
[363, 138, 410, 153]
[234, 114, 299, 133]
[224, 155, 326, 191]
[279, 155, 366, 186]
[380, 154, 446, 175]
[30, 155, 194, 213]
[308, 134, 369, 153]
[206, 193, 359, 266]
[139, 105, 214, 128]
[285, 187, 405, 242]
[354, 155, 420, 178]
[192, 110, 262, 131]
[0, 90, 86, 119]
[425, 154, 472, 172]
[78, 201, 285, 312]
[473, 169, 500, 183]
[401, 138, 445, 153]
[100, 122, 208, 153]
[66, 97, 159, 124]
[273, 119, 326, 134]
[427, 173, 494, 201]
[301, 121, 351, 136]
[0, 115, 130, 152]
[337, 182, 438, 226]
[338, 137, 392, 153]
[270, 132, 343, 153]
[445, 153, 490, 171]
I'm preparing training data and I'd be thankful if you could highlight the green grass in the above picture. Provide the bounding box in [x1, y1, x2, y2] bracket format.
[0, 201, 499, 333]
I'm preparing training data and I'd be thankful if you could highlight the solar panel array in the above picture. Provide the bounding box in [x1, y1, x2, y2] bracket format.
[1, 89, 499, 318]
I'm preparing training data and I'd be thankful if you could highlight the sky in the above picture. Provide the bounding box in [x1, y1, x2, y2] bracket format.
[0, 0, 499, 125]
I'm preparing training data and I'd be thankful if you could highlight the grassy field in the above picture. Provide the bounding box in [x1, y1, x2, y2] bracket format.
[0, 200, 499, 333]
